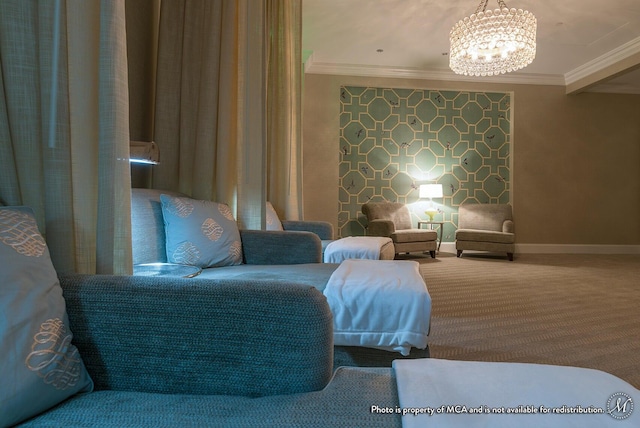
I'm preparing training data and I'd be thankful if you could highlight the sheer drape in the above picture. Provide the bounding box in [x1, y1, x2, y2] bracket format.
[266, 0, 303, 221]
[0, 0, 132, 274]
[152, 0, 302, 228]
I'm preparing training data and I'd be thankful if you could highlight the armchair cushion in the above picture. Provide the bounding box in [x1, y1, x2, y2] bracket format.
[455, 229, 514, 244]
[457, 204, 513, 232]
[366, 219, 396, 237]
[362, 202, 412, 230]
[0, 207, 93, 427]
[392, 229, 438, 244]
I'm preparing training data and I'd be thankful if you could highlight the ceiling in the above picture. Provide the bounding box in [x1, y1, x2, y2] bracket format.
[302, 0, 640, 94]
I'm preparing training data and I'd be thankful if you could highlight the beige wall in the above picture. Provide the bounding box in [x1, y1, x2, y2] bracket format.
[302, 73, 640, 245]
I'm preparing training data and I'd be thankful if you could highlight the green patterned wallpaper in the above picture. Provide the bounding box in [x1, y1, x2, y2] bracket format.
[339, 86, 511, 241]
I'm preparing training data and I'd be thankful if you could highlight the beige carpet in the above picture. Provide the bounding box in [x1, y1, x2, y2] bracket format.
[402, 252, 640, 388]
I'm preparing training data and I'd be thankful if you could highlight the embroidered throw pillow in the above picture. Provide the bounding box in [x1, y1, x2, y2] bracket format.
[0, 206, 93, 427]
[265, 202, 284, 231]
[160, 195, 243, 268]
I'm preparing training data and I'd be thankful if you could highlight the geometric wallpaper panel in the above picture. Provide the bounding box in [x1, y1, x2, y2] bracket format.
[339, 86, 511, 241]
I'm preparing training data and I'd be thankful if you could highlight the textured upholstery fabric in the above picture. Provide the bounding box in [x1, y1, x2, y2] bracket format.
[362, 202, 437, 257]
[19, 368, 401, 428]
[0, 207, 93, 427]
[55, 274, 333, 397]
[160, 194, 243, 267]
[455, 204, 515, 260]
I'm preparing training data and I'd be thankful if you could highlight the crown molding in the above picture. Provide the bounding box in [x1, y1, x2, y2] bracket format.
[564, 36, 640, 87]
[304, 53, 565, 87]
[304, 47, 640, 94]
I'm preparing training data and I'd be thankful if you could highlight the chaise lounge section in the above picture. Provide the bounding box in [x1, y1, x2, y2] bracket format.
[131, 188, 431, 366]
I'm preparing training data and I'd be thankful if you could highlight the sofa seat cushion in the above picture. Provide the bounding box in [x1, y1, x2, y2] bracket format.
[391, 228, 437, 243]
[456, 228, 514, 244]
[195, 263, 338, 293]
[18, 368, 400, 428]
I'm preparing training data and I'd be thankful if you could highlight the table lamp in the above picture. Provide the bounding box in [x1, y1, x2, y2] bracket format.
[419, 184, 443, 221]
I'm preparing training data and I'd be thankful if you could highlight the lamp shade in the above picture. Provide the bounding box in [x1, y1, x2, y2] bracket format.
[419, 184, 443, 199]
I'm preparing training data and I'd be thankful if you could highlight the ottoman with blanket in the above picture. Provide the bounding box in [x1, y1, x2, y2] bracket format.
[323, 236, 395, 263]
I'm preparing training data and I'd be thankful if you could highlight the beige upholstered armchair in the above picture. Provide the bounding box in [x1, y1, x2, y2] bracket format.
[455, 204, 515, 261]
[362, 202, 438, 258]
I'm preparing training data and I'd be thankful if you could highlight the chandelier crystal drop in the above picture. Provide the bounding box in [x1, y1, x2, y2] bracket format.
[449, 0, 536, 77]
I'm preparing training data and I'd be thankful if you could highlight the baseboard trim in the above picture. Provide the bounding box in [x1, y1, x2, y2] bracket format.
[516, 244, 640, 255]
[438, 242, 640, 255]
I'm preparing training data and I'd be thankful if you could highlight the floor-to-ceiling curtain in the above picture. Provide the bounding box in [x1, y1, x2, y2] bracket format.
[152, 0, 302, 229]
[266, 0, 303, 221]
[0, 0, 132, 274]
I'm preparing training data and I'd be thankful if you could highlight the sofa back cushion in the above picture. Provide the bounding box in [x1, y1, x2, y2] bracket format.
[131, 188, 184, 264]
[160, 194, 243, 268]
[265, 201, 284, 231]
[362, 202, 412, 230]
[0, 206, 93, 427]
[458, 204, 513, 232]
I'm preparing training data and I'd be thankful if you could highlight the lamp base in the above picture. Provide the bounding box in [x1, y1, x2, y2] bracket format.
[425, 210, 437, 221]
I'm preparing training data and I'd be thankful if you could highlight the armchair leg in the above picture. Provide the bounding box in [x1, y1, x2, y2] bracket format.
[457, 250, 462, 258]
[429, 251, 436, 259]
[507, 252, 514, 261]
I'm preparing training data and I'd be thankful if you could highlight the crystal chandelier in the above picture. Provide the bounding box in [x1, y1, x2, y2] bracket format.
[449, 0, 536, 77]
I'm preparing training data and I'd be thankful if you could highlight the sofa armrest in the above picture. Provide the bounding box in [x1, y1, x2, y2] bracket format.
[366, 219, 395, 237]
[60, 273, 333, 397]
[239, 229, 322, 264]
[503, 220, 514, 233]
[281, 220, 334, 240]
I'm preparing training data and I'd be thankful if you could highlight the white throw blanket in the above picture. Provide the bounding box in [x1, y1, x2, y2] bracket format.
[323, 259, 430, 355]
[393, 358, 639, 428]
[323, 236, 392, 263]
